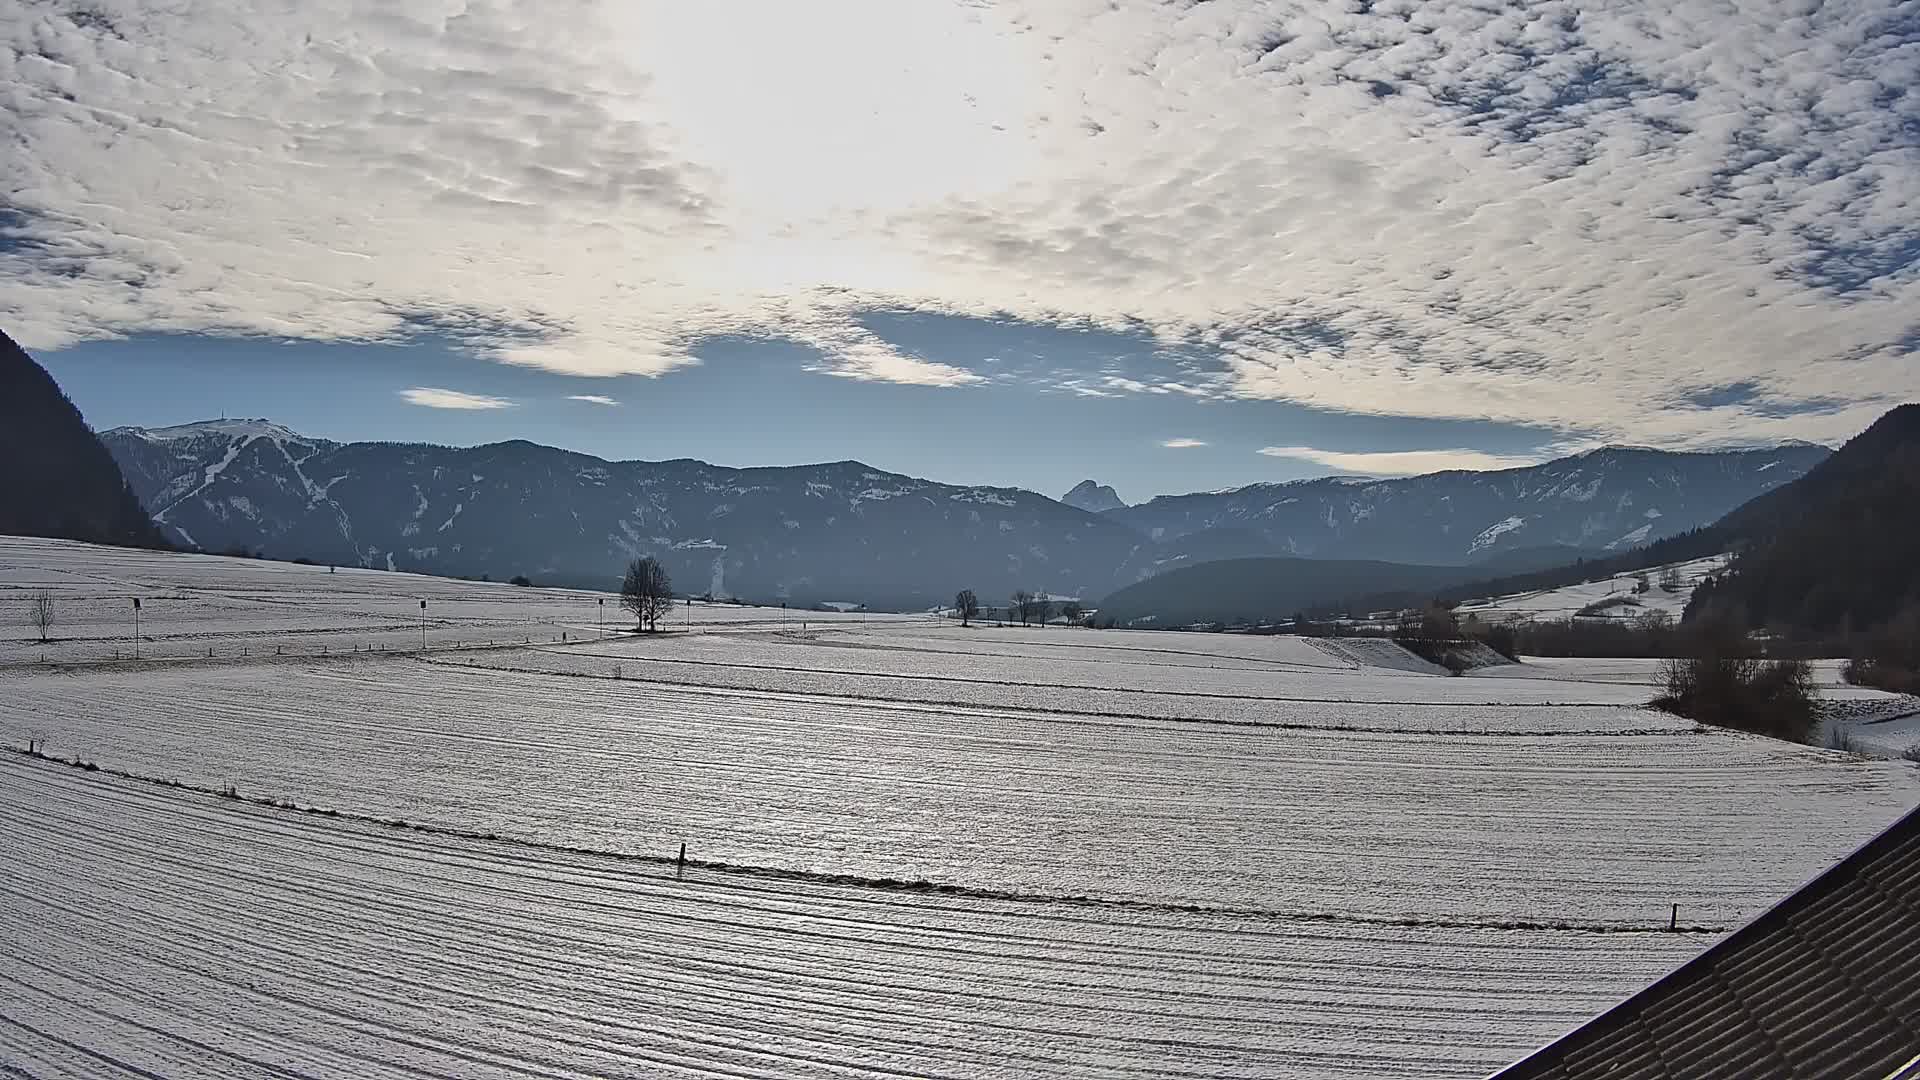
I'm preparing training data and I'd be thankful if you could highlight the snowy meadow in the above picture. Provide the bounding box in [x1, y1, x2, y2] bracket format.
[3, 537, 1917, 1079]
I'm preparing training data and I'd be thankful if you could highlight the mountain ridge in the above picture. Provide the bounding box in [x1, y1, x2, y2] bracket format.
[98, 417, 1829, 608]
[1688, 403, 1920, 638]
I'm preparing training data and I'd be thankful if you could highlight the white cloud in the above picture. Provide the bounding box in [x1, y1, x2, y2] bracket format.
[1257, 446, 1543, 476]
[797, 321, 985, 387]
[567, 394, 620, 406]
[2, 0, 1918, 436]
[1161, 437, 1207, 449]
[399, 387, 515, 410]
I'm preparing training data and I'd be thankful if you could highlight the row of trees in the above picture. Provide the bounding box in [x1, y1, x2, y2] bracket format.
[952, 589, 1083, 628]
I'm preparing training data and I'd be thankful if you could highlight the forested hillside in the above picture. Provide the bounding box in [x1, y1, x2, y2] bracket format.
[1687, 405, 1920, 672]
[0, 330, 166, 549]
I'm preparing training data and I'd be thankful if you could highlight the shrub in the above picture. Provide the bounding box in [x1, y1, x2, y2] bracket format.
[1903, 744, 1920, 763]
[509, 575, 533, 587]
[1823, 726, 1864, 753]
[1654, 652, 1816, 743]
[1843, 656, 1920, 695]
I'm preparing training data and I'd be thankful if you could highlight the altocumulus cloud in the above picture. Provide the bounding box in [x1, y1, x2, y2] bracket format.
[3, 0, 1920, 445]
[1258, 446, 1542, 476]
[400, 388, 516, 410]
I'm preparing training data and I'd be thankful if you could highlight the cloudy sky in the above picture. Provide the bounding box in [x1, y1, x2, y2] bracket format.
[5, 0, 1917, 500]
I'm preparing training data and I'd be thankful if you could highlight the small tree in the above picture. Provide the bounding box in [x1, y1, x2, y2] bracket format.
[1010, 590, 1035, 627]
[621, 557, 674, 632]
[1658, 566, 1684, 593]
[28, 590, 54, 643]
[1061, 601, 1084, 625]
[954, 589, 980, 627]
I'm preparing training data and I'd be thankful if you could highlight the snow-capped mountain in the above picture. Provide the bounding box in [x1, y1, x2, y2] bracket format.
[1061, 480, 1126, 514]
[102, 421, 1146, 608]
[1106, 444, 1831, 566]
[99, 421, 1831, 605]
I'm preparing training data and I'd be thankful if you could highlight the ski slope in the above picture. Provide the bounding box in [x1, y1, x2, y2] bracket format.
[3, 536, 1918, 1078]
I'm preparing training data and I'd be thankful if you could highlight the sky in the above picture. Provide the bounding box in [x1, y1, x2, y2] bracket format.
[5, 0, 1918, 502]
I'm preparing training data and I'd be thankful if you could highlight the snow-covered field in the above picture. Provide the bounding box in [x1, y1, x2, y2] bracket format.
[1455, 555, 1727, 624]
[1, 756, 1708, 1080]
[0, 536, 916, 665]
[3, 536, 1918, 1078]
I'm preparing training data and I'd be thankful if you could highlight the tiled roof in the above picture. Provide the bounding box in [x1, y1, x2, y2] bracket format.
[1492, 804, 1920, 1080]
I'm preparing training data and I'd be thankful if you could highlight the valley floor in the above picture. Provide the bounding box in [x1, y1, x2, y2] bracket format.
[3, 536, 1918, 1078]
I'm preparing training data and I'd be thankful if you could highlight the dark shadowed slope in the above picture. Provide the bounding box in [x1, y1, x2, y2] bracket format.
[1096, 555, 1470, 625]
[0, 330, 165, 549]
[1688, 403, 1920, 636]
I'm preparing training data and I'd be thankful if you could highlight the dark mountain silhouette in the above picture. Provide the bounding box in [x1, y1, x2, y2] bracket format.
[1687, 403, 1920, 637]
[0, 330, 165, 549]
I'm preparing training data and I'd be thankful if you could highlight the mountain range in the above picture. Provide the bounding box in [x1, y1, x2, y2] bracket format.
[99, 418, 1827, 608]
[1102, 443, 1830, 560]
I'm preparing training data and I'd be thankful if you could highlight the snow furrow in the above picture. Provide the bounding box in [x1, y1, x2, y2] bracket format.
[0, 758, 1704, 1079]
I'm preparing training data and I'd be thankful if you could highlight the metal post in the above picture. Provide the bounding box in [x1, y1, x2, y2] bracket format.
[132, 597, 141, 660]
[598, 597, 604, 639]
[420, 599, 427, 651]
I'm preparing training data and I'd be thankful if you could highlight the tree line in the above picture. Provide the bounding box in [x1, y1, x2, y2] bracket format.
[952, 588, 1083, 628]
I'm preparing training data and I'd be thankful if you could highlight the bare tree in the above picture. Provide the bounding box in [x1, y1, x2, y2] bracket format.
[1061, 601, 1084, 625]
[1659, 566, 1684, 593]
[1010, 589, 1034, 627]
[954, 589, 980, 627]
[621, 557, 675, 632]
[28, 590, 54, 643]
